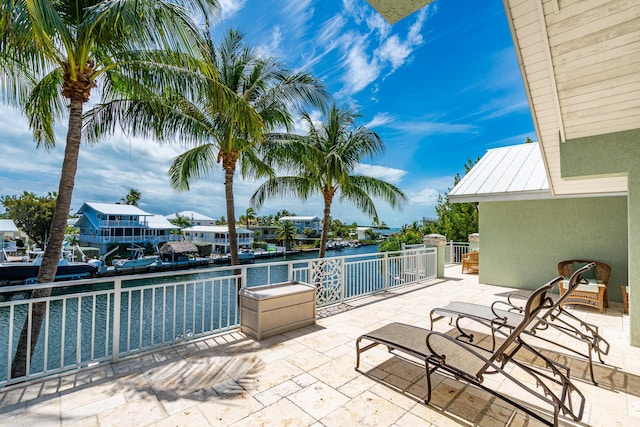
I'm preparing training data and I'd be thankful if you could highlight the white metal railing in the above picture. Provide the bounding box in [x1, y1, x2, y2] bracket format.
[445, 241, 470, 264]
[0, 247, 435, 386]
[78, 235, 181, 244]
[1, 241, 17, 252]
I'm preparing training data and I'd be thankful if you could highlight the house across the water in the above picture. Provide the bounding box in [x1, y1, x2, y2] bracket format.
[182, 225, 253, 254]
[279, 216, 321, 234]
[75, 202, 180, 253]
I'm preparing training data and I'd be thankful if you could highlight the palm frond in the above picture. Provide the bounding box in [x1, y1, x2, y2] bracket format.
[168, 143, 219, 191]
[25, 67, 64, 148]
[250, 176, 313, 210]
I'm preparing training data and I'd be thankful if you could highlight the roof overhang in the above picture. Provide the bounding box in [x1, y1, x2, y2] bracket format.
[365, 0, 434, 24]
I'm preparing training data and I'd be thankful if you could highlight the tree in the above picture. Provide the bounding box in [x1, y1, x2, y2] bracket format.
[1, 192, 57, 246]
[1, 0, 218, 380]
[169, 213, 192, 229]
[428, 158, 480, 241]
[121, 188, 142, 206]
[242, 207, 257, 229]
[252, 104, 407, 258]
[153, 29, 326, 266]
[276, 220, 296, 250]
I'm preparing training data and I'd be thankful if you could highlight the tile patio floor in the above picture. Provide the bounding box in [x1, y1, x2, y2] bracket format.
[1, 265, 638, 426]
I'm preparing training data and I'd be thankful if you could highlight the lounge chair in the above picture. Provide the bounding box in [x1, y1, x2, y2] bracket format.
[429, 262, 609, 385]
[356, 276, 585, 426]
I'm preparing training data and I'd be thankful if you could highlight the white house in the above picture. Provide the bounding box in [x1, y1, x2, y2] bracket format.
[354, 227, 371, 241]
[279, 216, 321, 234]
[182, 225, 253, 254]
[0, 219, 20, 254]
[75, 202, 180, 253]
[165, 210, 216, 226]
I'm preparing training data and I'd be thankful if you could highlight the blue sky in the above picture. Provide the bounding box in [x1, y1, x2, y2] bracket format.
[0, 0, 535, 227]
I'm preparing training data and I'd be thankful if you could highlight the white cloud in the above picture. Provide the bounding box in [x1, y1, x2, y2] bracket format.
[389, 120, 478, 136]
[364, 112, 395, 128]
[340, 36, 381, 95]
[407, 187, 440, 205]
[354, 163, 407, 184]
[217, 0, 246, 21]
[376, 35, 412, 71]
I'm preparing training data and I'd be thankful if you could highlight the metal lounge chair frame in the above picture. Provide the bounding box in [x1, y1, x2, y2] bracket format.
[430, 262, 609, 385]
[356, 276, 585, 426]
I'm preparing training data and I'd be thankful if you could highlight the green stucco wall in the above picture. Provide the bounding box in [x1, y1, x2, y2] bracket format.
[479, 197, 628, 301]
[560, 129, 639, 345]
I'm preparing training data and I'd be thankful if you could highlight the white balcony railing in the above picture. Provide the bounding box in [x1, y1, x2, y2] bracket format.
[0, 248, 436, 386]
[445, 241, 470, 264]
[79, 235, 181, 244]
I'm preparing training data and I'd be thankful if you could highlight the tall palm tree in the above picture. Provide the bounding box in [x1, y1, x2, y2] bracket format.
[162, 29, 326, 266]
[0, 0, 218, 379]
[251, 104, 407, 258]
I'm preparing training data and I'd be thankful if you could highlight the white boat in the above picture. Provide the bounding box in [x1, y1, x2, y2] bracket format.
[112, 247, 159, 271]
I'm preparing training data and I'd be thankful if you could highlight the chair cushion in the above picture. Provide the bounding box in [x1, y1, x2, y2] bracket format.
[573, 261, 595, 279]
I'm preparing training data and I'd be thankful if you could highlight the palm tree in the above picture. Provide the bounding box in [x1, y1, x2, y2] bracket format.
[276, 220, 296, 250]
[162, 29, 326, 266]
[244, 207, 257, 229]
[122, 188, 142, 206]
[0, 0, 218, 379]
[251, 104, 407, 258]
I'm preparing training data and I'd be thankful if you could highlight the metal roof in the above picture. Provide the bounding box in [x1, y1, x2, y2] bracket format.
[165, 211, 215, 221]
[183, 226, 253, 235]
[448, 143, 551, 203]
[0, 219, 19, 233]
[146, 215, 180, 230]
[279, 216, 320, 222]
[77, 202, 151, 216]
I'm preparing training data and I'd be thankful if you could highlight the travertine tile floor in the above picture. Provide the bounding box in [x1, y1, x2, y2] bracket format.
[1, 265, 638, 426]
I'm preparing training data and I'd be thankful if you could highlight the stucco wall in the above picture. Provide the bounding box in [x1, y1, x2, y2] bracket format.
[479, 196, 628, 301]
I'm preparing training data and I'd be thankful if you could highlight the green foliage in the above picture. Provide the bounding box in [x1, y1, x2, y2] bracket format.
[252, 241, 268, 250]
[427, 158, 479, 242]
[1, 191, 57, 246]
[276, 220, 296, 250]
[301, 227, 317, 238]
[121, 189, 142, 206]
[378, 230, 424, 253]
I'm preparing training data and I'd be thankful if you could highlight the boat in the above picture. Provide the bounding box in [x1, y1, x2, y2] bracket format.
[238, 249, 256, 263]
[0, 252, 97, 285]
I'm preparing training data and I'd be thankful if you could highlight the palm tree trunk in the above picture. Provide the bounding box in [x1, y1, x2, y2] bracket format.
[224, 162, 239, 266]
[319, 193, 333, 259]
[11, 98, 84, 379]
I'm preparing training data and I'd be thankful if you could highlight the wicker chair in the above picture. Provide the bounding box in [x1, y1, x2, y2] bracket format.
[557, 260, 611, 313]
[462, 251, 479, 273]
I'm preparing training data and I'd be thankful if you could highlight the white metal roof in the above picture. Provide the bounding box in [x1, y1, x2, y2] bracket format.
[0, 219, 19, 233]
[279, 216, 320, 222]
[77, 202, 151, 216]
[183, 226, 253, 235]
[165, 211, 215, 221]
[449, 143, 551, 203]
[146, 215, 180, 230]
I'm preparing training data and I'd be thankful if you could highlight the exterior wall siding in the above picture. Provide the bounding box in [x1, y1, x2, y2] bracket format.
[479, 196, 628, 302]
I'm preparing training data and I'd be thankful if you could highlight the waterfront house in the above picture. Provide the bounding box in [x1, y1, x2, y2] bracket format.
[0, 219, 20, 254]
[165, 210, 216, 226]
[279, 216, 321, 234]
[182, 225, 254, 254]
[75, 202, 180, 253]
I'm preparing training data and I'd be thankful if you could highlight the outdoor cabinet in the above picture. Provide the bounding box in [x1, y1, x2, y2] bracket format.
[240, 281, 316, 340]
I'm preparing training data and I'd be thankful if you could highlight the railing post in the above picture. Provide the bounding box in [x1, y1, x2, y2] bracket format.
[340, 257, 345, 304]
[112, 278, 121, 363]
[383, 252, 389, 291]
